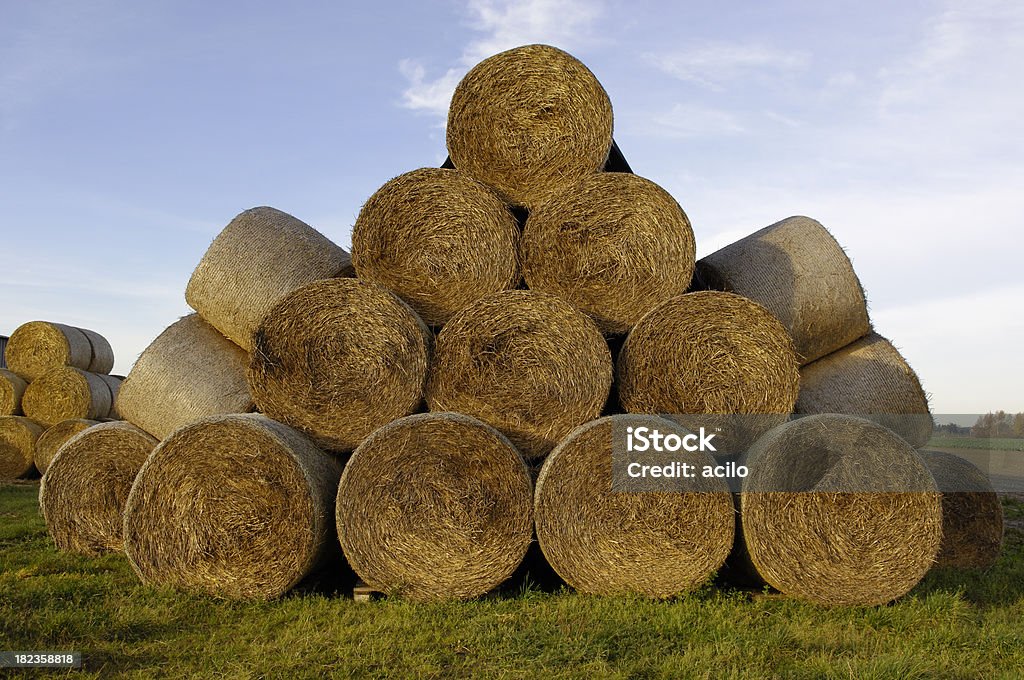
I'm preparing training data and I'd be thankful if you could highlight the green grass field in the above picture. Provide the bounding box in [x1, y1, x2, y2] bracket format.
[3, 482, 1024, 679]
[927, 437, 1024, 452]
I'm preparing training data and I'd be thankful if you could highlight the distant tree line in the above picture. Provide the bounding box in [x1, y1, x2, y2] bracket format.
[970, 411, 1024, 438]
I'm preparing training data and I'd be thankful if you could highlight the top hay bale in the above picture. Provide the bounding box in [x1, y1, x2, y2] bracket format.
[351, 168, 520, 326]
[447, 44, 614, 210]
[694, 216, 870, 365]
[186, 206, 353, 351]
[522, 172, 696, 335]
[4, 321, 115, 380]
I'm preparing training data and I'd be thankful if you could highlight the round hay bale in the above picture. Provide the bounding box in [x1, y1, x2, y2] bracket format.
[79, 327, 115, 374]
[34, 418, 100, 474]
[185, 206, 353, 351]
[1, 368, 28, 416]
[0, 415, 44, 479]
[96, 373, 123, 419]
[737, 414, 942, 606]
[116, 314, 253, 441]
[535, 415, 734, 597]
[249, 278, 431, 452]
[336, 412, 533, 601]
[123, 413, 343, 599]
[796, 332, 933, 448]
[920, 449, 1003, 569]
[426, 290, 612, 460]
[446, 44, 614, 209]
[39, 421, 157, 556]
[21, 367, 113, 427]
[4, 321, 93, 380]
[693, 216, 870, 365]
[351, 168, 520, 326]
[617, 291, 799, 451]
[522, 173, 696, 335]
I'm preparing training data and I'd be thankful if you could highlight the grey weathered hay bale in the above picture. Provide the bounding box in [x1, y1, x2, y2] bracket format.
[351, 168, 520, 327]
[796, 332, 933, 448]
[0, 415, 44, 479]
[116, 314, 253, 441]
[694, 216, 870, 365]
[249, 278, 431, 452]
[78, 327, 115, 374]
[522, 173, 696, 335]
[737, 414, 942, 606]
[39, 421, 157, 556]
[185, 206, 353, 351]
[447, 44, 614, 209]
[920, 449, 1003, 569]
[4, 321, 95, 380]
[617, 291, 800, 451]
[336, 412, 533, 601]
[33, 418, 100, 475]
[123, 413, 343, 599]
[21, 367, 114, 427]
[535, 415, 734, 597]
[0, 368, 28, 416]
[426, 290, 612, 460]
[95, 373, 123, 419]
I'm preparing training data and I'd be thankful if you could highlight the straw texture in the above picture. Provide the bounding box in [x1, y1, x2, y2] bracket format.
[920, 449, 1003, 569]
[0, 368, 28, 416]
[796, 332, 933, 448]
[0, 415, 44, 479]
[249, 278, 432, 452]
[694, 216, 870, 365]
[186, 206, 353, 351]
[116, 314, 254, 441]
[535, 415, 735, 597]
[426, 290, 612, 460]
[39, 421, 158, 556]
[34, 418, 100, 475]
[123, 414, 343, 599]
[522, 173, 696, 335]
[736, 414, 942, 606]
[4, 321, 94, 380]
[351, 168, 520, 326]
[22, 366, 115, 427]
[447, 44, 614, 209]
[336, 412, 534, 601]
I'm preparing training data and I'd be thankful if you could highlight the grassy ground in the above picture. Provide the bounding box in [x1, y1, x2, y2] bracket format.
[3, 482, 1024, 679]
[927, 437, 1024, 451]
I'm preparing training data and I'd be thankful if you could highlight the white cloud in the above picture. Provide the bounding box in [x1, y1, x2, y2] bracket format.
[399, 0, 604, 117]
[645, 42, 808, 90]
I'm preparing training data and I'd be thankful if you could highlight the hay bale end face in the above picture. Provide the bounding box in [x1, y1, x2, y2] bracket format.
[426, 290, 612, 460]
[249, 278, 432, 452]
[116, 314, 254, 441]
[351, 168, 521, 327]
[920, 449, 1003, 569]
[617, 291, 799, 449]
[34, 418, 100, 475]
[0, 368, 28, 416]
[40, 421, 158, 556]
[447, 44, 614, 209]
[535, 415, 735, 597]
[4, 321, 94, 381]
[185, 206, 353, 351]
[522, 173, 696, 335]
[737, 414, 942, 606]
[21, 367, 115, 427]
[336, 412, 534, 601]
[694, 216, 870, 365]
[796, 332, 933, 448]
[0, 416, 44, 479]
[123, 414, 342, 599]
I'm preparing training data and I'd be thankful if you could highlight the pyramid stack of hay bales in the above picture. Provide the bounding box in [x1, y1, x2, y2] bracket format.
[34, 418, 100, 474]
[40, 421, 158, 556]
[336, 412, 533, 601]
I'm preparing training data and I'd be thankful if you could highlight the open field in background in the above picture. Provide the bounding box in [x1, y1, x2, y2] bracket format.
[926, 437, 1024, 452]
[3, 481, 1024, 679]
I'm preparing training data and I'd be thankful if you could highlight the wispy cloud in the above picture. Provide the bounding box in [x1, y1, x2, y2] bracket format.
[399, 0, 604, 117]
[645, 42, 808, 90]
[640, 103, 746, 140]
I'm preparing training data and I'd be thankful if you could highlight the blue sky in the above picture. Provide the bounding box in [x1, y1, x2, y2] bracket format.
[2, 0, 1021, 412]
